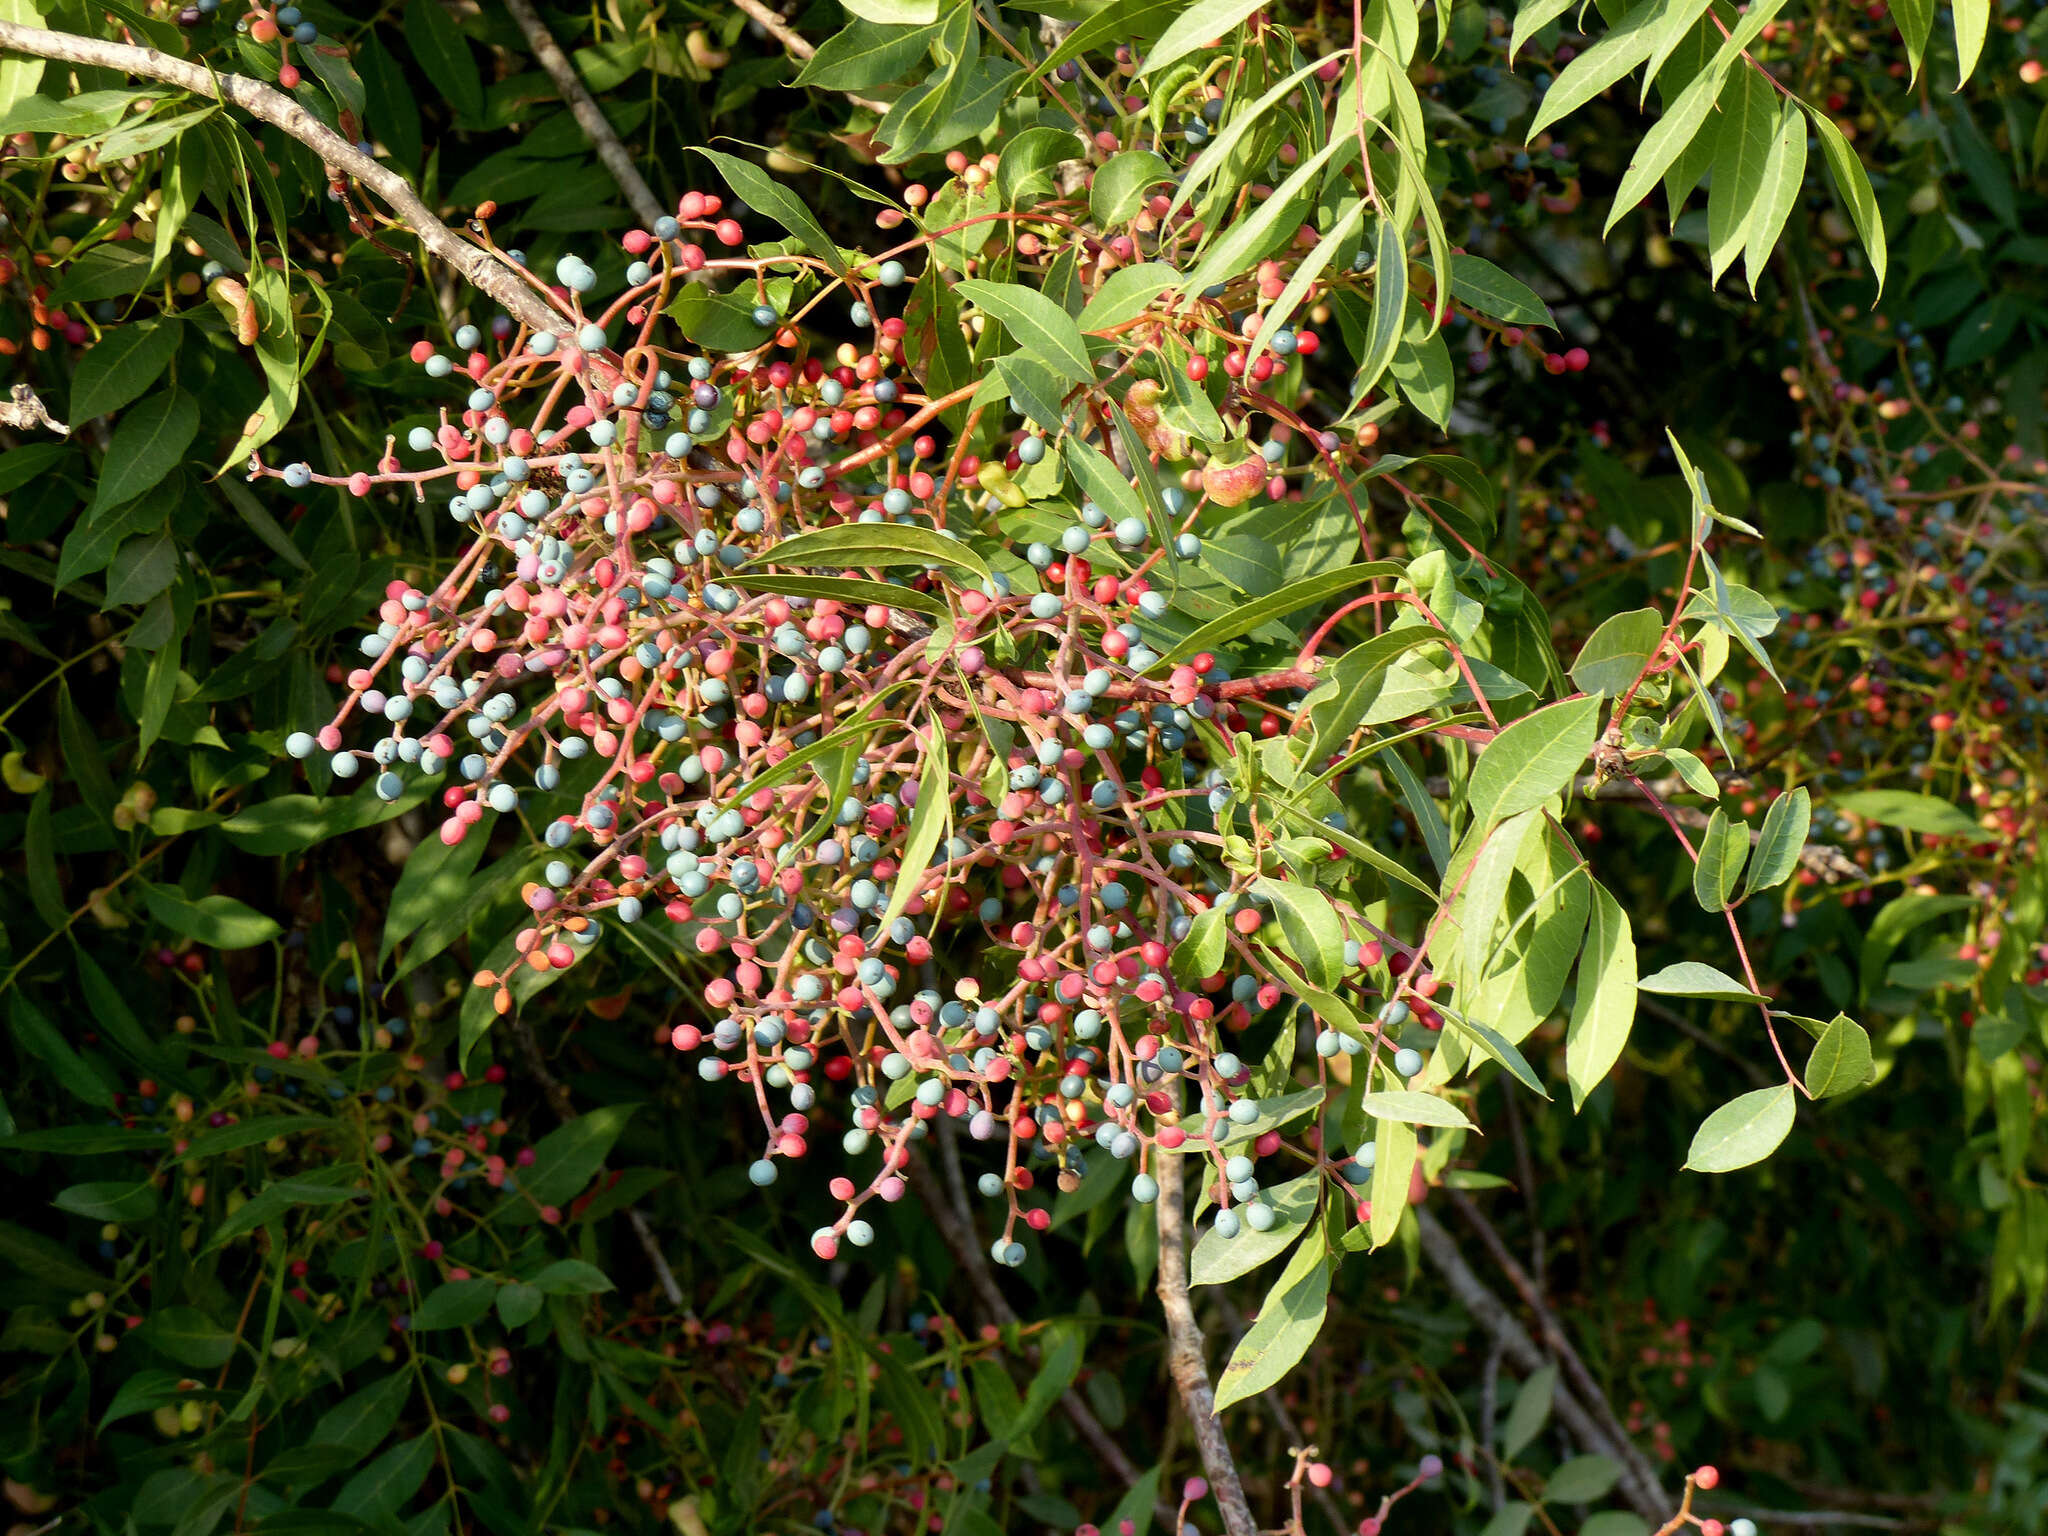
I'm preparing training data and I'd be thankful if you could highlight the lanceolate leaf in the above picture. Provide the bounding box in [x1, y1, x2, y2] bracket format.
[1888, 0, 1935, 80]
[1705, 64, 1778, 287]
[1806, 105, 1888, 295]
[1149, 563, 1404, 668]
[755, 523, 990, 583]
[1954, 0, 1990, 84]
[1213, 1231, 1330, 1410]
[1529, 0, 1711, 140]
[1449, 253, 1553, 326]
[955, 278, 1093, 383]
[1180, 135, 1350, 298]
[695, 147, 847, 276]
[1742, 101, 1808, 295]
[877, 717, 952, 934]
[1354, 213, 1411, 404]
[1604, 0, 1790, 232]
[1566, 881, 1638, 1109]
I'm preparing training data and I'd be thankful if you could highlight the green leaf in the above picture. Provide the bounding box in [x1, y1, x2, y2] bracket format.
[727, 572, 948, 618]
[98, 1370, 192, 1432]
[380, 825, 490, 966]
[878, 720, 951, 934]
[1806, 105, 1887, 296]
[1360, 1090, 1475, 1129]
[1743, 787, 1809, 898]
[1162, 55, 1333, 225]
[219, 788, 425, 856]
[1212, 1231, 1330, 1410]
[1140, 0, 1267, 76]
[1151, 562, 1403, 669]
[70, 319, 180, 422]
[841, 0, 939, 20]
[795, 18, 938, 89]
[54, 1179, 159, 1223]
[1685, 1084, 1795, 1172]
[695, 147, 847, 277]
[496, 1282, 544, 1328]
[1831, 789, 1979, 839]
[1501, 1362, 1557, 1459]
[1172, 904, 1229, 982]
[530, 1259, 615, 1296]
[1218, 1086, 1327, 1146]
[0, 1217, 109, 1291]
[411, 1278, 496, 1330]
[10, 993, 116, 1108]
[1190, 1171, 1320, 1285]
[1705, 63, 1777, 286]
[1302, 631, 1446, 761]
[333, 1436, 436, 1523]
[188, 1114, 334, 1158]
[1182, 135, 1349, 302]
[1741, 100, 1807, 294]
[755, 522, 990, 583]
[1081, 262, 1184, 330]
[1565, 881, 1637, 1110]
[207, 1175, 363, 1250]
[143, 1306, 238, 1368]
[1369, 1102, 1417, 1248]
[1251, 876, 1345, 990]
[1390, 320, 1454, 428]
[1605, 0, 1789, 231]
[85, 388, 198, 521]
[1091, 149, 1173, 226]
[518, 1103, 638, 1205]
[1692, 806, 1749, 913]
[1954, 0, 1989, 82]
[1888, 0, 1934, 77]
[141, 884, 281, 949]
[1569, 608, 1663, 697]
[312, 1371, 412, 1456]
[668, 284, 778, 352]
[1805, 1014, 1872, 1099]
[1546, 1454, 1622, 1504]
[1530, 0, 1708, 139]
[1467, 694, 1601, 829]
[403, 0, 483, 120]
[0, 88, 142, 136]
[1449, 252, 1552, 326]
[1460, 809, 1539, 986]
[955, 278, 1093, 383]
[1639, 960, 1761, 1002]
[996, 124, 1086, 206]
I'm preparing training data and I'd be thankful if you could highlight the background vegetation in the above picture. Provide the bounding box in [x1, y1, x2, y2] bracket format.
[0, 2, 2044, 1535]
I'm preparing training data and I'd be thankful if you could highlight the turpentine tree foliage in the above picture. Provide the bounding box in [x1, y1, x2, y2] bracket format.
[1, 0, 2044, 1533]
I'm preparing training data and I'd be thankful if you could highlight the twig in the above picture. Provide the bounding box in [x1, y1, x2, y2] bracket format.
[1414, 1207, 1668, 1524]
[1154, 1148, 1259, 1536]
[1638, 996, 1775, 1087]
[0, 23, 561, 335]
[500, 0, 664, 228]
[1441, 1189, 1667, 1515]
[733, 0, 893, 113]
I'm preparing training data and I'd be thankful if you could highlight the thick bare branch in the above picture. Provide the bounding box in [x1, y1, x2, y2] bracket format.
[498, 0, 664, 229]
[0, 21, 563, 336]
[1415, 1206, 1669, 1524]
[1154, 1149, 1258, 1536]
